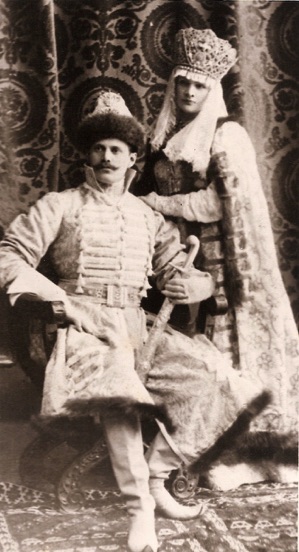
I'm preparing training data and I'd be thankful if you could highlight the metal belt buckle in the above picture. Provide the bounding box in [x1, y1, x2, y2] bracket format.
[107, 285, 127, 308]
[94, 287, 106, 299]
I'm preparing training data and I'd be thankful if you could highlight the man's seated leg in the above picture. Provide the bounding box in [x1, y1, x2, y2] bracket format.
[102, 413, 157, 552]
[146, 430, 204, 520]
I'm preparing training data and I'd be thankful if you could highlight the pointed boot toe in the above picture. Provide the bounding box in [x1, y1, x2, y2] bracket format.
[150, 480, 204, 520]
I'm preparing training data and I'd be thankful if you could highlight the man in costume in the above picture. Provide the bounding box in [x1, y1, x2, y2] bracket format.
[0, 90, 268, 552]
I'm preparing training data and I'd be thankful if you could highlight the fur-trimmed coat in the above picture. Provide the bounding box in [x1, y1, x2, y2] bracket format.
[0, 177, 267, 462]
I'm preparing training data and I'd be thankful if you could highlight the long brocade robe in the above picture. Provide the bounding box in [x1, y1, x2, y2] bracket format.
[139, 120, 299, 434]
[0, 177, 265, 461]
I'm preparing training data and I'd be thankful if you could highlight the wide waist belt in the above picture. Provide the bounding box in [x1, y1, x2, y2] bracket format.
[60, 282, 141, 308]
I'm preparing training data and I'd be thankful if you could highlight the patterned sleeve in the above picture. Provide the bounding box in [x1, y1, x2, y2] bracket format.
[151, 211, 186, 278]
[211, 120, 281, 277]
[150, 183, 223, 222]
[0, 192, 65, 290]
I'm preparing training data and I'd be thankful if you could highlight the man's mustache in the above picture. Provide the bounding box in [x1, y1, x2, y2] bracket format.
[93, 162, 117, 170]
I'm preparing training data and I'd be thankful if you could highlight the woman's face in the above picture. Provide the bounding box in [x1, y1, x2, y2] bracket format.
[175, 76, 209, 117]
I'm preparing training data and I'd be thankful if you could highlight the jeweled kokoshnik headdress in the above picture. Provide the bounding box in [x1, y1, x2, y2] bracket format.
[151, 28, 237, 177]
[174, 27, 237, 84]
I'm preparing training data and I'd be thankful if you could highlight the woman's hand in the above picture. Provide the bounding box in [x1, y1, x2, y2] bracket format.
[139, 192, 160, 210]
[140, 186, 222, 222]
[140, 192, 186, 218]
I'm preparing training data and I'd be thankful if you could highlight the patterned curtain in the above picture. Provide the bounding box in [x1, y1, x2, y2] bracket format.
[237, 0, 299, 325]
[0, 0, 298, 359]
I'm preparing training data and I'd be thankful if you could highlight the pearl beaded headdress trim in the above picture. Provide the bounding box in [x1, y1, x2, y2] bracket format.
[83, 90, 133, 119]
[175, 28, 237, 82]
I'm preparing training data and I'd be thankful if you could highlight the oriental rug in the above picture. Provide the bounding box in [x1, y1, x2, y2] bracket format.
[0, 480, 297, 552]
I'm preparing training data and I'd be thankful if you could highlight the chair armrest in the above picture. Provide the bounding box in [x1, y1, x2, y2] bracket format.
[13, 296, 67, 325]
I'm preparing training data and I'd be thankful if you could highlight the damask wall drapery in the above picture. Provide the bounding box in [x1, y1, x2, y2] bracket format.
[0, 0, 298, 359]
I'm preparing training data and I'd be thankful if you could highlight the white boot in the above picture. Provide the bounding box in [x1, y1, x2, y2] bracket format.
[146, 431, 204, 520]
[103, 415, 158, 552]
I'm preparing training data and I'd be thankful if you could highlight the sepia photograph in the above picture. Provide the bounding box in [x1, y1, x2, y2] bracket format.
[0, 1, 298, 551]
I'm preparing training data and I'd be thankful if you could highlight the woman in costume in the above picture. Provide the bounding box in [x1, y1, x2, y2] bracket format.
[139, 28, 298, 434]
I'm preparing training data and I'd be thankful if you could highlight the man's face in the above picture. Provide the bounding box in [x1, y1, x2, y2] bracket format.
[89, 138, 137, 187]
[175, 76, 209, 116]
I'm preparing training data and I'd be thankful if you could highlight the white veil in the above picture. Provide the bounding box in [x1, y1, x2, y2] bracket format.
[151, 67, 228, 179]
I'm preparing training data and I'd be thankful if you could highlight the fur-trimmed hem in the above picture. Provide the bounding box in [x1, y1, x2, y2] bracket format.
[190, 390, 272, 473]
[35, 397, 176, 435]
[223, 430, 298, 465]
[31, 413, 102, 441]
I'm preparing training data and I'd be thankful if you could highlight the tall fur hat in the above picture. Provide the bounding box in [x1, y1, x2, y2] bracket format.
[76, 90, 144, 155]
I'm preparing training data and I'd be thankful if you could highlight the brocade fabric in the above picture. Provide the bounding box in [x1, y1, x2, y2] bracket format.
[142, 121, 299, 433]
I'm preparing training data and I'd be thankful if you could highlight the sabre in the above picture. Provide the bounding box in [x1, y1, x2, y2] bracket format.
[138, 235, 200, 383]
